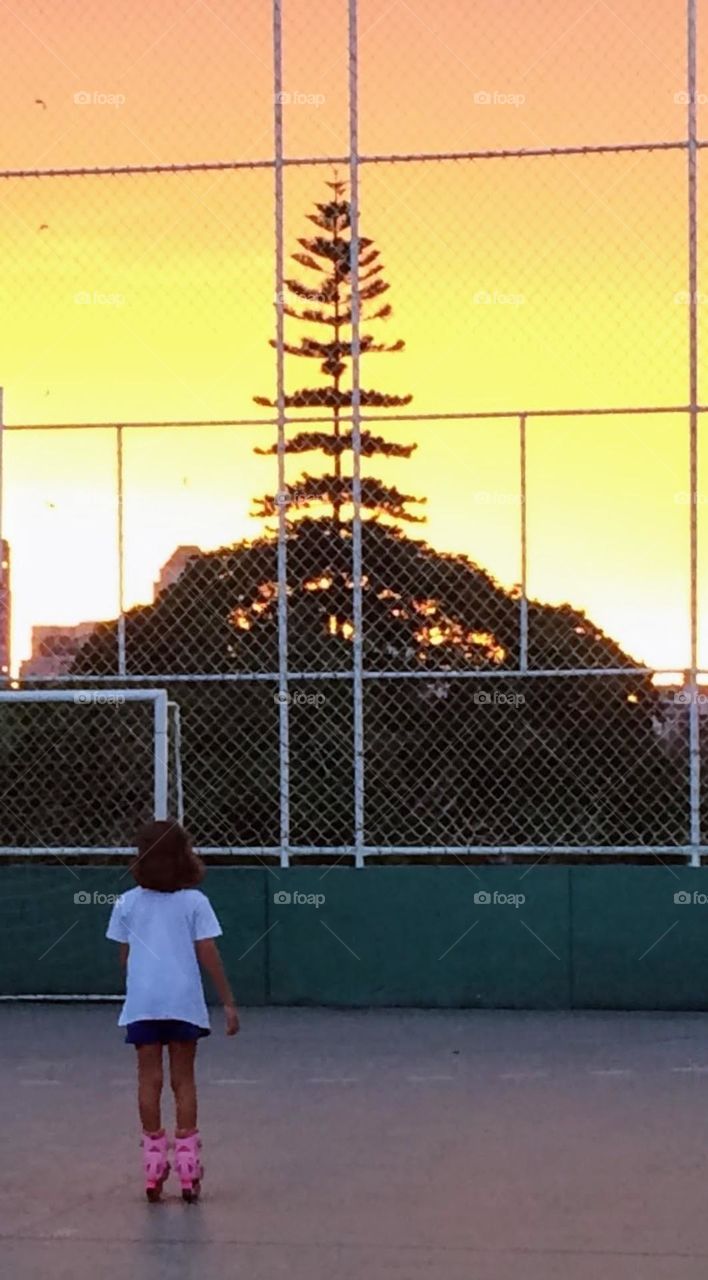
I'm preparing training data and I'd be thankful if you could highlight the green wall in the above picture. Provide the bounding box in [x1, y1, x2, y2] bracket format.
[1, 865, 705, 1009]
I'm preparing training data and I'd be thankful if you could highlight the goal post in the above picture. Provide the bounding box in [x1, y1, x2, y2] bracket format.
[0, 688, 170, 854]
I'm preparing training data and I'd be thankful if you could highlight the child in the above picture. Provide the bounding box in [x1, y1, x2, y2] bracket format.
[106, 819, 239, 1202]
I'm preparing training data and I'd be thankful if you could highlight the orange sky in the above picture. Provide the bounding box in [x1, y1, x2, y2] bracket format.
[0, 0, 705, 671]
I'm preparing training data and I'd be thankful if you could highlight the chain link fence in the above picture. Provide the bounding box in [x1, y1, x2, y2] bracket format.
[0, 1, 706, 861]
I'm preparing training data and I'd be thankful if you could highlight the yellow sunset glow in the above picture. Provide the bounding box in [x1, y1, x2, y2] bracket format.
[1, 0, 706, 672]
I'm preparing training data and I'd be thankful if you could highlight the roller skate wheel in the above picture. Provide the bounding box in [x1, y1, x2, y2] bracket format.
[145, 1163, 169, 1202]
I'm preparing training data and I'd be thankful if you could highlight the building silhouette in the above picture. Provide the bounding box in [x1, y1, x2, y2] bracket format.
[153, 545, 200, 601]
[19, 545, 203, 678]
[20, 620, 98, 679]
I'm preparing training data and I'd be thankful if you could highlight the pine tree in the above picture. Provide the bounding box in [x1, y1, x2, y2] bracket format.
[253, 178, 425, 527]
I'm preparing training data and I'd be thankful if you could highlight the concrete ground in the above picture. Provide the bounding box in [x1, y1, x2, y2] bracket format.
[3, 1007, 708, 1279]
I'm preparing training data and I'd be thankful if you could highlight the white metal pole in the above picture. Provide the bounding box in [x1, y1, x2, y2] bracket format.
[168, 700, 185, 824]
[0, 689, 172, 702]
[153, 691, 169, 819]
[687, 0, 701, 866]
[116, 425, 127, 677]
[519, 414, 528, 673]
[348, 0, 365, 867]
[273, 0, 290, 867]
[0, 386, 7, 686]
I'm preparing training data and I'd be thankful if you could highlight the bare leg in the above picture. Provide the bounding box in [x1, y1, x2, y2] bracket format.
[168, 1040, 198, 1136]
[136, 1043, 164, 1133]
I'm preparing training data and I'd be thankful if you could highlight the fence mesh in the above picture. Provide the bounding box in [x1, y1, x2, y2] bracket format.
[1, 1, 706, 860]
[0, 695, 161, 849]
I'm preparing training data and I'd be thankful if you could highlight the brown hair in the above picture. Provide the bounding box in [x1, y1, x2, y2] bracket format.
[131, 819, 205, 893]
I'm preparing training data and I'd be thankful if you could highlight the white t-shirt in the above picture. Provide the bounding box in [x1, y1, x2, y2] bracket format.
[106, 886, 222, 1028]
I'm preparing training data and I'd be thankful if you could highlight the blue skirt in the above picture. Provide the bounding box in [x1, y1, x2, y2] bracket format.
[125, 1019, 211, 1046]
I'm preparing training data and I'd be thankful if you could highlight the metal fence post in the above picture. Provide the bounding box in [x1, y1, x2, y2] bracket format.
[687, 0, 701, 866]
[116, 425, 126, 678]
[168, 700, 185, 824]
[153, 691, 169, 819]
[519, 414, 528, 674]
[0, 386, 6, 686]
[273, 0, 290, 867]
[348, 0, 365, 867]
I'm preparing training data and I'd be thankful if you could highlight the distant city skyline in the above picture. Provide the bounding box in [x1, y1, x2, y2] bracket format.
[17, 544, 200, 678]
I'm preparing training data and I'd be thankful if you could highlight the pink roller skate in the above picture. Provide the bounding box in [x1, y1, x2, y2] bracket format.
[174, 1130, 203, 1203]
[141, 1130, 170, 1202]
